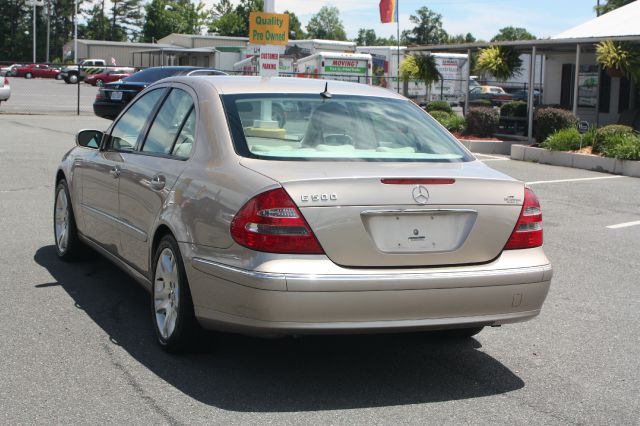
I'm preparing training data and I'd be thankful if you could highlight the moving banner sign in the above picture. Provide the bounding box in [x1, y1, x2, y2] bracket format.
[249, 12, 289, 45]
[324, 59, 368, 74]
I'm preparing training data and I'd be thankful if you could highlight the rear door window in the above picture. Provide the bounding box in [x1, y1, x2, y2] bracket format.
[142, 88, 195, 156]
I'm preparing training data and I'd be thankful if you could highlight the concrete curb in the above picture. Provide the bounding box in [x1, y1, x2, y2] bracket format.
[459, 139, 524, 155]
[510, 145, 640, 177]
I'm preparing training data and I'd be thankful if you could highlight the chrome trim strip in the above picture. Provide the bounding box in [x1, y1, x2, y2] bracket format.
[81, 203, 148, 242]
[360, 208, 478, 216]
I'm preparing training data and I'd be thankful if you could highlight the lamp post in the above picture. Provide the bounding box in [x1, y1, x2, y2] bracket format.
[74, 0, 78, 64]
[26, 0, 45, 63]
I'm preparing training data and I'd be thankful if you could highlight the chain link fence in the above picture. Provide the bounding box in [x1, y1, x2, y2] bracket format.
[0, 61, 541, 117]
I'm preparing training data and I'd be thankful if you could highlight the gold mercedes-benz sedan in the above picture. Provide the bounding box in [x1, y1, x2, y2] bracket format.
[53, 76, 552, 352]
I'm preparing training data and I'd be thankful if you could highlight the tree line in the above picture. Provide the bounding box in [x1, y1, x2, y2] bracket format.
[0, 0, 632, 63]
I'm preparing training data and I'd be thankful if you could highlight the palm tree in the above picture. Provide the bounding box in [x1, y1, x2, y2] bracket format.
[475, 46, 522, 81]
[402, 54, 441, 101]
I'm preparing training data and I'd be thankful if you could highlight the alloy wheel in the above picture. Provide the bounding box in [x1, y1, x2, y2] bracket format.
[154, 248, 180, 340]
[54, 188, 69, 253]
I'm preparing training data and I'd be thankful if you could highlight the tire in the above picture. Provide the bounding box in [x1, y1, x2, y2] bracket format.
[151, 234, 198, 353]
[55, 73, 62, 80]
[68, 74, 78, 84]
[54, 180, 82, 261]
[96, 79, 104, 87]
[25, 72, 33, 79]
[436, 326, 484, 339]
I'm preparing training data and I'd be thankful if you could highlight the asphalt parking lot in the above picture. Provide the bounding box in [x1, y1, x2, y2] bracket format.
[1, 114, 639, 425]
[0, 77, 98, 115]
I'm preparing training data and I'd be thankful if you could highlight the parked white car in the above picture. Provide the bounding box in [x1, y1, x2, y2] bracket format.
[0, 77, 10, 104]
[0, 64, 23, 77]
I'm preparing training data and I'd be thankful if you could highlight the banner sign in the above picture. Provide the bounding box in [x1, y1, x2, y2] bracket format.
[249, 12, 289, 45]
[324, 59, 367, 74]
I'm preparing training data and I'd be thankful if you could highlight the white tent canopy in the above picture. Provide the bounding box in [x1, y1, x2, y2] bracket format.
[553, 0, 640, 39]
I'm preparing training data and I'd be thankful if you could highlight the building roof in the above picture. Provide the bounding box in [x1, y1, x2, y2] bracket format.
[553, 1, 640, 39]
[77, 39, 175, 49]
[163, 34, 249, 41]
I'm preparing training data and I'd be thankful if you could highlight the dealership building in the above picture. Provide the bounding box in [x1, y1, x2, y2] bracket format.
[410, 0, 640, 139]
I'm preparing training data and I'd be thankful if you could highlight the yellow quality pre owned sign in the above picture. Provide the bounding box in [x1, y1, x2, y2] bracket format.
[249, 12, 289, 45]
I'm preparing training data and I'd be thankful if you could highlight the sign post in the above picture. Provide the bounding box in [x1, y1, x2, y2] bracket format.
[249, 11, 289, 77]
[249, 6, 290, 127]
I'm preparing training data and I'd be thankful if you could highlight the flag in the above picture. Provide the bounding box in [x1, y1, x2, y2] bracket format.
[379, 0, 398, 23]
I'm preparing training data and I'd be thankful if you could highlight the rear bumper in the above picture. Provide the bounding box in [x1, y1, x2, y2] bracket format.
[184, 247, 552, 335]
[0, 86, 10, 101]
[93, 102, 123, 119]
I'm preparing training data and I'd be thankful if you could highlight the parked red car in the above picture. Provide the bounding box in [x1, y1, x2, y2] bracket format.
[14, 64, 61, 79]
[84, 69, 132, 87]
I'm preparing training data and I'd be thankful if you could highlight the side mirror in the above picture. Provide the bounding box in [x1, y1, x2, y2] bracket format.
[76, 129, 103, 149]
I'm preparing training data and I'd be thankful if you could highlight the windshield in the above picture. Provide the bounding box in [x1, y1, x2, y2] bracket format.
[223, 94, 473, 162]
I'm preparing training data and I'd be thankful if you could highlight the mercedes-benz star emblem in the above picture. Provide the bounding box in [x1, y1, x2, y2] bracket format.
[412, 185, 430, 204]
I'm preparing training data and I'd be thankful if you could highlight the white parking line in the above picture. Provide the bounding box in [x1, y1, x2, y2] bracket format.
[527, 176, 626, 185]
[606, 220, 640, 229]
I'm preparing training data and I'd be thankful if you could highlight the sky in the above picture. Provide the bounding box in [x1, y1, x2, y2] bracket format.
[222, 0, 600, 41]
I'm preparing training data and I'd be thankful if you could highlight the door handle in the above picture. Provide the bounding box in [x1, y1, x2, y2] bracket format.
[150, 174, 166, 191]
[110, 166, 121, 178]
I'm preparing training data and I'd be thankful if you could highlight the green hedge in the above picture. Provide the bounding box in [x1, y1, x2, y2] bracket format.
[605, 134, 640, 160]
[541, 128, 582, 151]
[500, 101, 528, 117]
[425, 100, 453, 114]
[466, 107, 499, 137]
[593, 124, 635, 153]
[429, 111, 466, 133]
[535, 107, 577, 143]
[542, 125, 640, 160]
[469, 99, 492, 107]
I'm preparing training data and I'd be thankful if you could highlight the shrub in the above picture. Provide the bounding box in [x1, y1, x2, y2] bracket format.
[428, 111, 466, 132]
[429, 110, 451, 123]
[445, 114, 466, 133]
[541, 128, 582, 151]
[425, 100, 452, 114]
[466, 107, 499, 137]
[469, 99, 492, 107]
[500, 101, 528, 117]
[535, 107, 577, 143]
[593, 124, 634, 153]
[604, 134, 640, 160]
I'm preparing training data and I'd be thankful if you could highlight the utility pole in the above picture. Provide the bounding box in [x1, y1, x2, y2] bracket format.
[597, 0, 601, 16]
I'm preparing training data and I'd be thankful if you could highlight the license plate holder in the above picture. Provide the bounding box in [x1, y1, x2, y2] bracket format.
[362, 210, 477, 253]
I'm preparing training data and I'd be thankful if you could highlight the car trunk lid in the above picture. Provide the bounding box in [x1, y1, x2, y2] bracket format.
[240, 159, 524, 267]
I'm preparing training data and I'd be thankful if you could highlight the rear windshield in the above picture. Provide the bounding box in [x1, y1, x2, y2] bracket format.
[223, 94, 473, 162]
[123, 67, 194, 83]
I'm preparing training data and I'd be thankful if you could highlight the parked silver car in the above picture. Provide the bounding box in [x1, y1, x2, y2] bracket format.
[54, 76, 552, 352]
[0, 76, 10, 104]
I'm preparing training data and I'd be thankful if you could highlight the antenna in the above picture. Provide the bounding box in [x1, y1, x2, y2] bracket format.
[321, 82, 332, 99]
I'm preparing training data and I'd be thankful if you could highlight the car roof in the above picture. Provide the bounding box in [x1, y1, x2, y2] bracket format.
[161, 76, 406, 99]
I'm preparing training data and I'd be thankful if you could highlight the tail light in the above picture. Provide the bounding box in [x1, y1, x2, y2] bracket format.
[4, 77, 8, 85]
[231, 188, 324, 254]
[504, 187, 543, 250]
[95, 89, 106, 101]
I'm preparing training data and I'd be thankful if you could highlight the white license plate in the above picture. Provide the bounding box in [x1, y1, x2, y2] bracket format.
[110, 91, 123, 101]
[363, 211, 477, 253]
